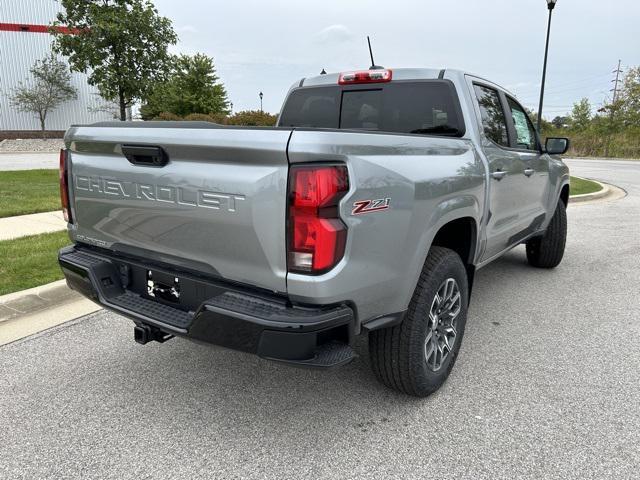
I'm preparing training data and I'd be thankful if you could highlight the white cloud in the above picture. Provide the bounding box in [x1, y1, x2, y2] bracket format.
[506, 82, 537, 90]
[176, 24, 198, 34]
[314, 25, 354, 43]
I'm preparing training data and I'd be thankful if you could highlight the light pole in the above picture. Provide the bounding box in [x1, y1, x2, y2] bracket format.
[259, 91, 263, 112]
[537, 0, 557, 134]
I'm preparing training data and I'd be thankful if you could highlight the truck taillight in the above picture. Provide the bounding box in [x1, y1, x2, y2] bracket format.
[288, 165, 349, 274]
[59, 148, 72, 223]
[338, 69, 392, 85]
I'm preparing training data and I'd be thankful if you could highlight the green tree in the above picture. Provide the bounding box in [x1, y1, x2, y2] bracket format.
[51, 0, 177, 121]
[620, 66, 640, 126]
[551, 116, 569, 129]
[569, 98, 592, 131]
[140, 54, 230, 119]
[527, 110, 552, 134]
[10, 55, 77, 136]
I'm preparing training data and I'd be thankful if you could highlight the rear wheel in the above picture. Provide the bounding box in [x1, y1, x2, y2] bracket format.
[369, 247, 468, 397]
[526, 199, 567, 268]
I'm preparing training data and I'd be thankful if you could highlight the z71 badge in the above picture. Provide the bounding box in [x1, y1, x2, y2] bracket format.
[352, 198, 391, 215]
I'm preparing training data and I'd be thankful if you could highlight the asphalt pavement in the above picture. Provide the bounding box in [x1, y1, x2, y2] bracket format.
[1, 158, 639, 479]
[0, 152, 58, 170]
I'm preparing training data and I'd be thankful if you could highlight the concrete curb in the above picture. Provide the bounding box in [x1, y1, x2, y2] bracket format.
[0, 280, 78, 322]
[569, 178, 608, 203]
[569, 178, 626, 204]
[0, 280, 101, 345]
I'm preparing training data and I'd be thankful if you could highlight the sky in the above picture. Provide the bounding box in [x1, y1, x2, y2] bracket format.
[154, 0, 640, 119]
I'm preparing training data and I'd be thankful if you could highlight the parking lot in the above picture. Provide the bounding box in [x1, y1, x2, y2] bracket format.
[1, 158, 638, 479]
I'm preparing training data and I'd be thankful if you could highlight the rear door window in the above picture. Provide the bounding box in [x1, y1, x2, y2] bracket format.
[279, 81, 464, 137]
[473, 84, 509, 147]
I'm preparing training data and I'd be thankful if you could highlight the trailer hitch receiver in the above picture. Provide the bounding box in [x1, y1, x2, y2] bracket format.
[134, 324, 174, 345]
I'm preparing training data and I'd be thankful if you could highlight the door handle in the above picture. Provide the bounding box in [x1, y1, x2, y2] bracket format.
[524, 168, 535, 177]
[491, 170, 507, 180]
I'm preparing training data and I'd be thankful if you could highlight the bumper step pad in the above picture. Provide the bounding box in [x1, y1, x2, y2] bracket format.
[268, 341, 356, 368]
[111, 291, 192, 329]
[207, 291, 350, 325]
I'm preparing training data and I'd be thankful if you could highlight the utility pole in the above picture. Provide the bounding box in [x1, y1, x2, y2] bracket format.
[611, 60, 623, 103]
[604, 60, 623, 158]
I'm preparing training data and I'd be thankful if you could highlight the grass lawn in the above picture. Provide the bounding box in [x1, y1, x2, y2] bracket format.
[0, 230, 69, 296]
[570, 176, 603, 196]
[0, 169, 60, 218]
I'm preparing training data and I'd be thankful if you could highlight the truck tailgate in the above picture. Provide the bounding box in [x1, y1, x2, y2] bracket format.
[65, 125, 292, 293]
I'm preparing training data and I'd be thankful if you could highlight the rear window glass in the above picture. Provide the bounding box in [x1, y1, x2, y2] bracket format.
[277, 87, 340, 129]
[279, 81, 464, 137]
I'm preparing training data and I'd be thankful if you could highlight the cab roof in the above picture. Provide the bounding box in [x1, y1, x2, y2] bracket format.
[299, 67, 515, 98]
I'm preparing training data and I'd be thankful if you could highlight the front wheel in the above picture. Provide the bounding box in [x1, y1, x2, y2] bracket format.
[369, 247, 468, 397]
[526, 199, 567, 268]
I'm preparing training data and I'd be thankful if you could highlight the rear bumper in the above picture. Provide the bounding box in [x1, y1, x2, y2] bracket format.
[59, 245, 355, 367]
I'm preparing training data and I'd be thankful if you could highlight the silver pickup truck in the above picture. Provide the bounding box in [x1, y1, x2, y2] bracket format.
[58, 68, 570, 397]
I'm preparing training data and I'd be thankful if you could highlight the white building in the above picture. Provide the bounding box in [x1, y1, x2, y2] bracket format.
[0, 0, 113, 132]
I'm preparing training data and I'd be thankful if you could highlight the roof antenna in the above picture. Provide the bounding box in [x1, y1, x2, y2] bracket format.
[367, 36, 383, 70]
[320, 68, 327, 75]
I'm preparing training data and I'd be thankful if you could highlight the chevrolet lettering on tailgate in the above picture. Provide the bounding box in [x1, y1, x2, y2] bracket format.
[74, 175, 246, 212]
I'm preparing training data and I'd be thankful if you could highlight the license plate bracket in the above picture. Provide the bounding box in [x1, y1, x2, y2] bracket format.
[147, 270, 180, 303]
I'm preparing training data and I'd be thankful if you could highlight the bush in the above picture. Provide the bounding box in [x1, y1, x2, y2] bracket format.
[152, 111, 182, 121]
[148, 110, 280, 128]
[183, 113, 216, 122]
[226, 110, 277, 126]
[208, 112, 228, 124]
[543, 125, 640, 159]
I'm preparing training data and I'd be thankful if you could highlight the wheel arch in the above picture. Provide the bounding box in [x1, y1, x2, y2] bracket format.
[560, 182, 570, 206]
[431, 217, 478, 265]
[430, 216, 478, 297]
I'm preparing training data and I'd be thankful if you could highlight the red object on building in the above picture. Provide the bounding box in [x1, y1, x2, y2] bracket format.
[0, 22, 81, 35]
[0, 0, 110, 131]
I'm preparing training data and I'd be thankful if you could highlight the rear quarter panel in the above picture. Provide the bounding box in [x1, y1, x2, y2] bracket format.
[287, 130, 486, 324]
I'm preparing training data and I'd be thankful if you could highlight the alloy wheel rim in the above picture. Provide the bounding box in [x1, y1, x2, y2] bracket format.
[424, 278, 461, 372]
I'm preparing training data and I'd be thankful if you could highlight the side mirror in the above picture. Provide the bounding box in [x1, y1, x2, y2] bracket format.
[545, 137, 569, 155]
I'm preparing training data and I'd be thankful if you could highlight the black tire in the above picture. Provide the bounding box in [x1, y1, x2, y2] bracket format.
[369, 247, 469, 397]
[526, 199, 567, 268]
